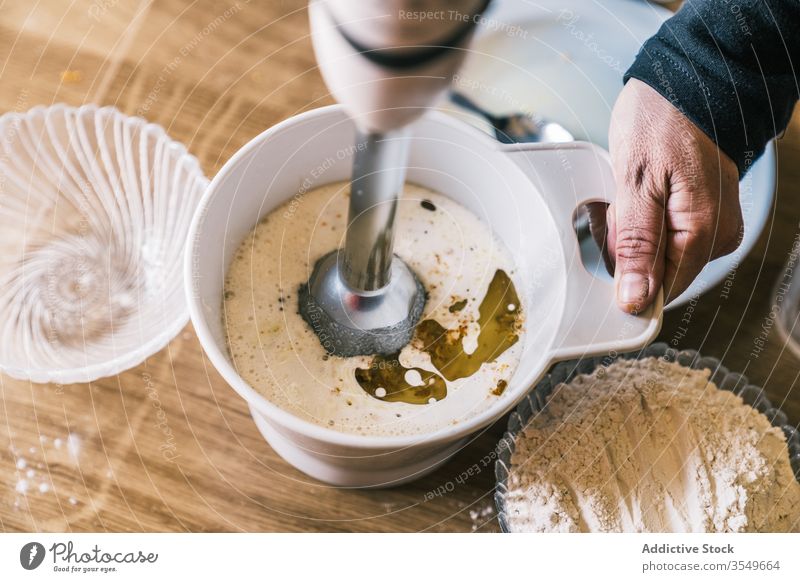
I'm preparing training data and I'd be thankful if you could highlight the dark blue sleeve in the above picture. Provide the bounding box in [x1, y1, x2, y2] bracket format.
[624, 0, 800, 176]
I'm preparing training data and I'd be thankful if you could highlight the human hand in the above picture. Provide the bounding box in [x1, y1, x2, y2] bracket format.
[605, 78, 742, 313]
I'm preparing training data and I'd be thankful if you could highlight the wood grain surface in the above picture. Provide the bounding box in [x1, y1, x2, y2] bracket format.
[1, 0, 798, 533]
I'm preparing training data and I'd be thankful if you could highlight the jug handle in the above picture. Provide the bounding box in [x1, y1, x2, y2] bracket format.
[505, 141, 662, 361]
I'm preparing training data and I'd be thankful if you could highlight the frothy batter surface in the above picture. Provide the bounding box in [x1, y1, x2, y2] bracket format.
[223, 181, 524, 436]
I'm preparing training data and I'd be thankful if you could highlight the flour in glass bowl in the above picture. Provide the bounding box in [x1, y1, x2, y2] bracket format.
[505, 357, 800, 532]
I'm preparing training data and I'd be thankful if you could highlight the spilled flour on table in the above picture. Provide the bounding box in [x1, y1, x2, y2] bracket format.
[9, 432, 83, 509]
[506, 358, 800, 532]
[469, 501, 495, 532]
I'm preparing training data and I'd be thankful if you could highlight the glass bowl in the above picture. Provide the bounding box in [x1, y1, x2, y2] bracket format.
[0, 104, 208, 383]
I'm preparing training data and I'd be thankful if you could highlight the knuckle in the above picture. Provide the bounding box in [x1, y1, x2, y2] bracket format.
[667, 230, 712, 271]
[626, 172, 669, 210]
[685, 230, 714, 260]
[615, 228, 661, 261]
[624, 161, 647, 190]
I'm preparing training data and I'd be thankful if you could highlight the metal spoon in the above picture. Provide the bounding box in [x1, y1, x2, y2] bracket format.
[449, 91, 574, 144]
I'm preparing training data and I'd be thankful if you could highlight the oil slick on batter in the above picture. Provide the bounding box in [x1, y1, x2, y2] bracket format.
[355, 353, 447, 404]
[356, 269, 522, 404]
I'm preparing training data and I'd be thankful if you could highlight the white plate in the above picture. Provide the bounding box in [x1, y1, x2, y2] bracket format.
[444, 0, 776, 309]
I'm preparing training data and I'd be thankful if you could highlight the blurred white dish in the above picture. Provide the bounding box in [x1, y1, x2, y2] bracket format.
[446, 0, 776, 309]
[0, 104, 208, 383]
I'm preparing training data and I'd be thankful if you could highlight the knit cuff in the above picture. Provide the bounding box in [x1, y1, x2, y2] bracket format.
[624, 40, 756, 177]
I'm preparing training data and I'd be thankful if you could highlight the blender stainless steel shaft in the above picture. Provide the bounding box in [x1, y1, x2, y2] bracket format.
[341, 129, 409, 292]
[299, 128, 426, 357]
[299, 0, 487, 357]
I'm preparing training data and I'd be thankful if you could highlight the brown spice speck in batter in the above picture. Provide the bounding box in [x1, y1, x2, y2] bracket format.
[492, 379, 508, 396]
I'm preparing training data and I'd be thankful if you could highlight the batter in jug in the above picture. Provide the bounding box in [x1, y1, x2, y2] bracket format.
[223, 181, 524, 437]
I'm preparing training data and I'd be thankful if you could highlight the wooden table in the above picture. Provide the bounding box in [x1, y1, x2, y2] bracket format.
[1, 0, 798, 533]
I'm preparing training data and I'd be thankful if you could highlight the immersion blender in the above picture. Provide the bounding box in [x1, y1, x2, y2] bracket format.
[300, 0, 489, 357]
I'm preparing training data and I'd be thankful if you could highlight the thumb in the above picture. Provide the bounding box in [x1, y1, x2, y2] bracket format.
[611, 172, 666, 314]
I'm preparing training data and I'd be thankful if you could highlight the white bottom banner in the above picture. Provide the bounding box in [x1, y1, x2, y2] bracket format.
[1, 533, 798, 580]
